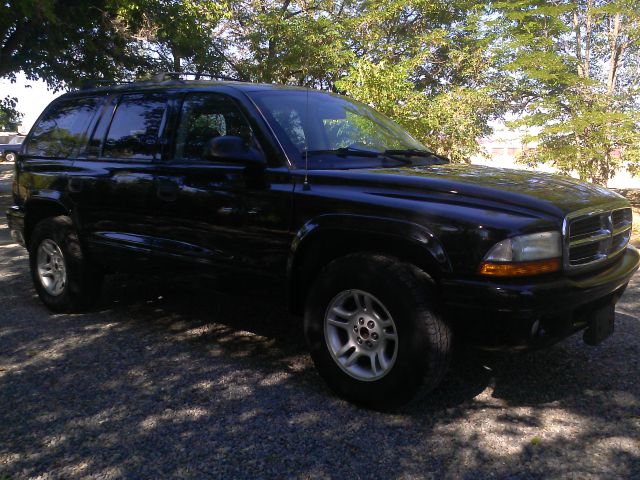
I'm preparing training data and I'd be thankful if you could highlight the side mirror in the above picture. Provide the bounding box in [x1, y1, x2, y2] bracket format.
[204, 135, 266, 167]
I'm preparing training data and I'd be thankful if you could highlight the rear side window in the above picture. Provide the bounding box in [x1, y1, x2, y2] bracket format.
[103, 94, 168, 161]
[26, 97, 102, 158]
[85, 96, 118, 158]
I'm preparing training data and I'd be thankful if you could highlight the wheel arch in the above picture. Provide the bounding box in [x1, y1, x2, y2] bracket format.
[287, 214, 451, 315]
[24, 197, 72, 246]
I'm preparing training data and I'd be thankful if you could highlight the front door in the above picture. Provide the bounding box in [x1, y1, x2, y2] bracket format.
[149, 91, 294, 278]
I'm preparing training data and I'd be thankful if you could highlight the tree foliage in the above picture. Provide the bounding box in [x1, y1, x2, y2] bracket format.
[335, 1, 504, 162]
[336, 59, 498, 163]
[0, 96, 22, 131]
[226, 0, 352, 86]
[494, 0, 640, 185]
[113, 0, 230, 75]
[0, 0, 141, 89]
[2, 0, 640, 181]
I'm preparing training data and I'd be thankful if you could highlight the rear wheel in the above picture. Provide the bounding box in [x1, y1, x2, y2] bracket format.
[29, 216, 103, 312]
[304, 253, 451, 409]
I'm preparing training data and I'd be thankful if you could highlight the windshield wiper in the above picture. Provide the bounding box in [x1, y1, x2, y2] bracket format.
[383, 149, 449, 164]
[304, 147, 380, 157]
[302, 146, 449, 166]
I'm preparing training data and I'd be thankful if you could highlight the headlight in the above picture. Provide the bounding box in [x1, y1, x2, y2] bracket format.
[479, 231, 562, 277]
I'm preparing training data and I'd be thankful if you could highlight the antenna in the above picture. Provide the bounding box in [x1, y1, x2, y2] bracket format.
[302, 68, 311, 191]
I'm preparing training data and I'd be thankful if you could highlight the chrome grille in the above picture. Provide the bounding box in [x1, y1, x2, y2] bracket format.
[566, 207, 632, 270]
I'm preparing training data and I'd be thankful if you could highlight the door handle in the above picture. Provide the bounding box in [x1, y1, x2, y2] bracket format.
[68, 177, 83, 193]
[156, 182, 179, 202]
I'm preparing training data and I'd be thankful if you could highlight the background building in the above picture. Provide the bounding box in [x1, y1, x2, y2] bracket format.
[471, 127, 640, 189]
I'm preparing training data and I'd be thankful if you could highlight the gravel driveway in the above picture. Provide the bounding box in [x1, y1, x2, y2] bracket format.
[0, 162, 638, 479]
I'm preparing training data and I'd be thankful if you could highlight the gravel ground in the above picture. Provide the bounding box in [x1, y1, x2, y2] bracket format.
[0, 162, 639, 479]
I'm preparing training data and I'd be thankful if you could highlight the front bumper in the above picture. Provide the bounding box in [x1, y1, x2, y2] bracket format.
[442, 246, 639, 349]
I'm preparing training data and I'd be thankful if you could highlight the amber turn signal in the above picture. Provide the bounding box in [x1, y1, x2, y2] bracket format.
[478, 258, 561, 277]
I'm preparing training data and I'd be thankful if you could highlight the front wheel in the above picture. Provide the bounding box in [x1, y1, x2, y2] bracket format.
[29, 216, 103, 312]
[5, 152, 16, 162]
[304, 253, 451, 409]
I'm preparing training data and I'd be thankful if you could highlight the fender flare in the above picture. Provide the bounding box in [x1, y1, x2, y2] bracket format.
[286, 214, 452, 312]
[22, 191, 74, 242]
[25, 189, 74, 214]
[289, 214, 451, 272]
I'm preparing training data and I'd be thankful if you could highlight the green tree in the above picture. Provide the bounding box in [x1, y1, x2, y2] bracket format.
[494, 0, 640, 186]
[226, 0, 353, 86]
[0, 96, 22, 131]
[7, 0, 639, 184]
[336, 59, 498, 163]
[1, 0, 236, 88]
[114, 0, 231, 76]
[0, 0, 144, 89]
[336, 1, 504, 162]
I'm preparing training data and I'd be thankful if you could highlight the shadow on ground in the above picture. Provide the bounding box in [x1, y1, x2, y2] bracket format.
[0, 168, 638, 478]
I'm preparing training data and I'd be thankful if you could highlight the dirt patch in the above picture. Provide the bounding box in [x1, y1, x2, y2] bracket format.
[632, 208, 640, 248]
[613, 188, 640, 207]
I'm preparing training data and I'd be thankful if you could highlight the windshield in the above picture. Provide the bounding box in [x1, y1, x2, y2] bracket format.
[248, 90, 445, 169]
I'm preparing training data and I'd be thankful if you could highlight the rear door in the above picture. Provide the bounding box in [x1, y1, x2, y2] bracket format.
[149, 91, 294, 277]
[69, 92, 171, 268]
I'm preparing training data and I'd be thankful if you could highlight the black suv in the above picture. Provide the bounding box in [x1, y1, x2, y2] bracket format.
[7, 78, 639, 407]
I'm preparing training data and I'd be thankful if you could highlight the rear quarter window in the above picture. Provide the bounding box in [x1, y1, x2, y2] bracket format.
[26, 97, 103, 158]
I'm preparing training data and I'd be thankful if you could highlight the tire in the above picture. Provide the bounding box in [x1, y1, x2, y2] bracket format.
[28, 216, 103, 312]
[5, 152, 16, 162]
[304, 253, 451, 409]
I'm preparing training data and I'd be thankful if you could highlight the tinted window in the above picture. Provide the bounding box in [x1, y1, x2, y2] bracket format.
[86, 96, 118, 158]
[103, 94, 167, 160]
[27, 97, 102, 158]
[249, 90, 431, 169]
[174, 93, 253, 161]
[269, 106, 306, 151]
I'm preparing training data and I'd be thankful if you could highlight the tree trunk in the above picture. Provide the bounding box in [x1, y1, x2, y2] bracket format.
[583, 0, 593, 79]
[172, 47, 182, 72]
[606, 12, 624, 96]
[574, 9, 583, 77]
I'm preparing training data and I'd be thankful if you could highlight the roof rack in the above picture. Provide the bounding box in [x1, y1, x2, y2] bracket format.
[149, 72, 245, 83]
[79, 79, 134, 90]
[78, 72, 245, 90]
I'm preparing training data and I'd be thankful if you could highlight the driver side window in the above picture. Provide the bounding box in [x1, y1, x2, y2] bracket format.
[174, 93, 253, 162]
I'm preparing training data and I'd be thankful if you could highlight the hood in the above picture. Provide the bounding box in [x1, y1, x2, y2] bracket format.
[309, 164, 627, 218]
